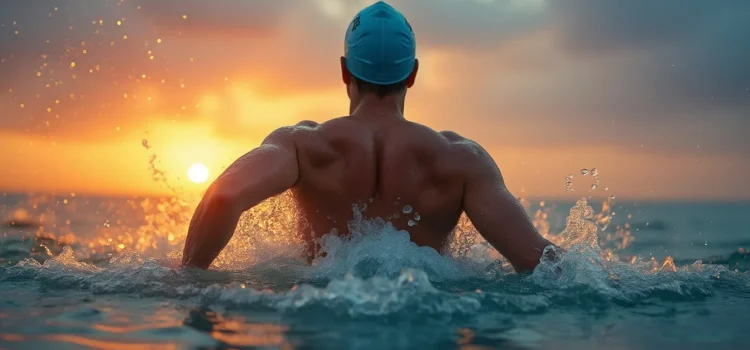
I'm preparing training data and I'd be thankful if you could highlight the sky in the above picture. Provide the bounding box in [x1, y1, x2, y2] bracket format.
[0, 0, 748, 200]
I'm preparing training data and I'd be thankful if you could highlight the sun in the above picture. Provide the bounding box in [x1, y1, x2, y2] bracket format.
[187, 163, 209, 184]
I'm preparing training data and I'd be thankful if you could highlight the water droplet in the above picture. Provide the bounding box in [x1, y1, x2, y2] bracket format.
[408, 220, 416, 227]
[581, 169, 589, 176]
[565, 175, 574, 192]
[610, 196, 616, 201]
[368, 197, 374, 203]
[591, 184, 597, 190]
[591, 168, 599, 176]
[414, 213, 421, 221]
[402, 205, 413, 214]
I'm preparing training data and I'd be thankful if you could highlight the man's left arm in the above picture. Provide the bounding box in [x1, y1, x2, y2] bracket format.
[181, 127, 302, 269]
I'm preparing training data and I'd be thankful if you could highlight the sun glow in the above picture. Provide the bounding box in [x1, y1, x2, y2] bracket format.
[187, 163, 209, 184]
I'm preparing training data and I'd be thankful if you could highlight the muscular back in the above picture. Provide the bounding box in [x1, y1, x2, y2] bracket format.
[181, 113, 552, 272]
[291, 117, 471, 254]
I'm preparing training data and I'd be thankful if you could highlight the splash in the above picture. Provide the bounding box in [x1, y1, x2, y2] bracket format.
[3, 164, 634, 274]
[1, 161, 724, 316]
[3, 164, 743, 325]
[309, 216, 472, 281]
[211, 192, 306, 268]
[3, 195, 741, 322]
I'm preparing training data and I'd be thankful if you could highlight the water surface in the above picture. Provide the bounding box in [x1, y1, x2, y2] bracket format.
[1, 193, 749, 349]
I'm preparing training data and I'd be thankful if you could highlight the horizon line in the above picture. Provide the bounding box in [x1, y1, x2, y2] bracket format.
[2, 189, 749, 204]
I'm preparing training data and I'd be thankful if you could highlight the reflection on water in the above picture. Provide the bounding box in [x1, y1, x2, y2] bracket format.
[2, 171, 750, 348]
[184, 308, 291, 348]
[41, 335, 179, 350]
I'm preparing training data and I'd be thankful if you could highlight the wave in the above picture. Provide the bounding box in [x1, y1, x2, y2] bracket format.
[675, 249, 750, 272]
[3, 199, 748, 321]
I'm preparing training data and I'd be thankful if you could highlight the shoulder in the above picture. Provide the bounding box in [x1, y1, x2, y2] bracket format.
[438, 130, 464, 141]
[275, 120, 320, 134]
[439, 131, 487, 157]
[295, 120, 320, 128]
[439, 131, 502, 180]
[264, 120, 321, 141]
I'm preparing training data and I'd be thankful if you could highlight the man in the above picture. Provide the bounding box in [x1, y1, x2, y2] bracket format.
[181, 1, 554, 273]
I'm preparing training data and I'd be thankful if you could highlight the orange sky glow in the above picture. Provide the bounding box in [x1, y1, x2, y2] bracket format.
[1, 0, 748, 200]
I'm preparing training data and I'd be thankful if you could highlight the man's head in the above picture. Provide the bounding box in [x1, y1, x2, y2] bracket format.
[341, 1, 419, 100]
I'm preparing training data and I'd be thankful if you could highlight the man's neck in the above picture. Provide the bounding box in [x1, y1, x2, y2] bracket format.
[349, 93, 407, 122]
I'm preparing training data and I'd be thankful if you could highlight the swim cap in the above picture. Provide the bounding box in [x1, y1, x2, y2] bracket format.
[344, 1, 416, 85]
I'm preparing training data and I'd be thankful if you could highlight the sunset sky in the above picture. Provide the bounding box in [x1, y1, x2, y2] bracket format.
[1, 0, 748, 200]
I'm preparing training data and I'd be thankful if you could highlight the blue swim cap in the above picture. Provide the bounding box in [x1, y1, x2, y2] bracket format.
[344, 1, 416, 85]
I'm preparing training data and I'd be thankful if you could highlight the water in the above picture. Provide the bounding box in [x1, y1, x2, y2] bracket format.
[1, 192, 749, 349]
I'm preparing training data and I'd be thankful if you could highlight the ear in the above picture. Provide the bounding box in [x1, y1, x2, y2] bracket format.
[340, 56, 352, 86]
[406, 59, 419, 88]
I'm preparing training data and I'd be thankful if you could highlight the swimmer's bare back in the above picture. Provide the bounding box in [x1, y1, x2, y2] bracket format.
[181, 115, 554, 272]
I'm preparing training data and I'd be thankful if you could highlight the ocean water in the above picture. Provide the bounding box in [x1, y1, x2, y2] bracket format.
[1, 191, 749, 349]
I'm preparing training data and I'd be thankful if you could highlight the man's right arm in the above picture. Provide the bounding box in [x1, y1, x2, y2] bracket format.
[457, 138, 554, 273]
[181, 126, 304, 269]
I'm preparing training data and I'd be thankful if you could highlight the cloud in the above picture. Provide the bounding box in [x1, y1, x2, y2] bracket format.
[0, 0, 747, 156]
[550, 0, 717, 53]
[401, 0, 750, 154]
[392, 0, 547, 51]
[130, 0, 288, 38]
[548, 0, 750, 112]
[0, 0, 293, 138]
